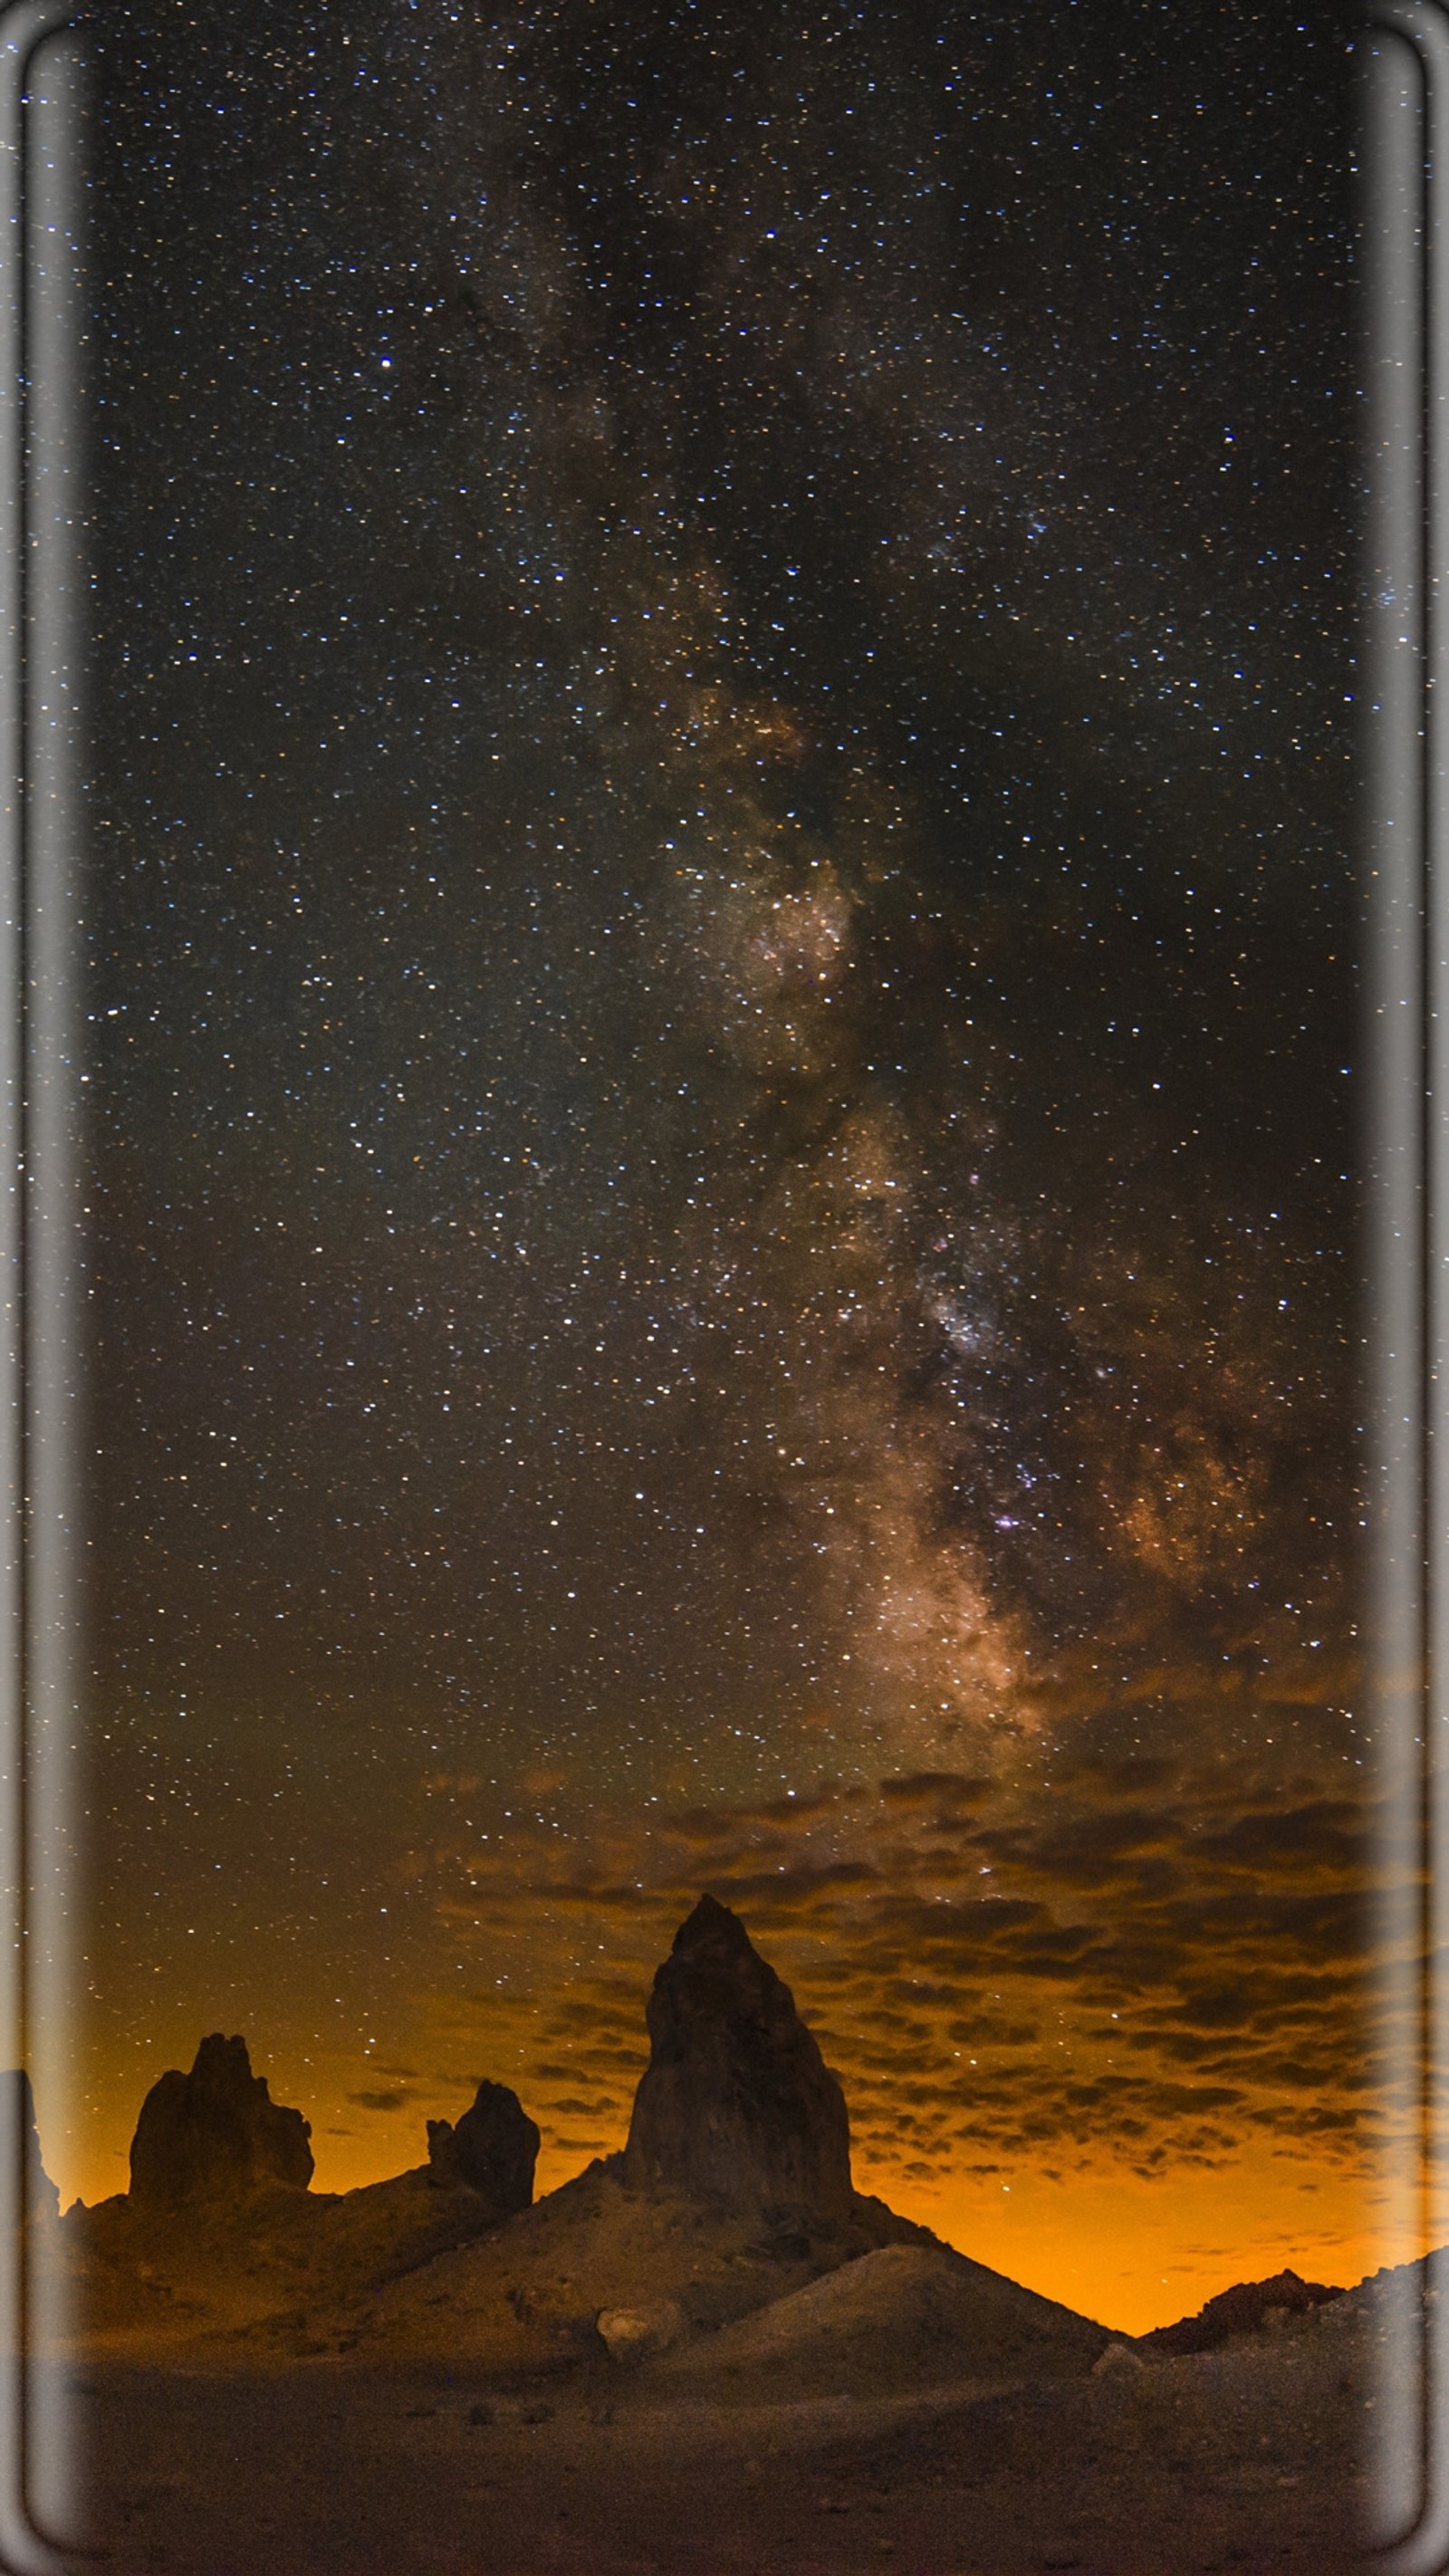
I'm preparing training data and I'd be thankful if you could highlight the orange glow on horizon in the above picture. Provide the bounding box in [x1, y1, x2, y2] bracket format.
[47, 2043, 1422, 2342]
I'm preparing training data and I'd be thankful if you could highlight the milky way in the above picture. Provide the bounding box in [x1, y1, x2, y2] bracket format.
[71, 2, 1369, 2324]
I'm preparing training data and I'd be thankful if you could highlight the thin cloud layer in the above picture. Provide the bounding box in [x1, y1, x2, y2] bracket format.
[412, 1753, 1400, 2201]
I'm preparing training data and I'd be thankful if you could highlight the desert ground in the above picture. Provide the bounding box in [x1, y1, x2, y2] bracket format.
[63, 2292, 1377, 2576]
[44, 2192, 1406, 2576]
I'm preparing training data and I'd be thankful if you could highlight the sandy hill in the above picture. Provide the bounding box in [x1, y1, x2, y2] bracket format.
[202, 2155, 942, 2370]
[642, 2238, 1112, 2400]
[60, 2163, 511, 2352]
[59, 2153, 1117, 2398]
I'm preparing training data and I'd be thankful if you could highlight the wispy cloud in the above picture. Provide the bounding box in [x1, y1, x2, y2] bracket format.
[405, 1754, 1400, 2203]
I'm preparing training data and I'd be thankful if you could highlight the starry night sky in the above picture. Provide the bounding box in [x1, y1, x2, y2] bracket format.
[68, 0, 1371, 2328]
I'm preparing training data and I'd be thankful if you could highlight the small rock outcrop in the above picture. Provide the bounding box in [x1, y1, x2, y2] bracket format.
[622, 1893, 852, 2224]
[0, 2070, 59, 2223]
[596, 2298, 684, 2363]
[128, 2033, 313, 2209]
[426, 2080, 539, 2211]
[1143, 2266, 1344, 2356]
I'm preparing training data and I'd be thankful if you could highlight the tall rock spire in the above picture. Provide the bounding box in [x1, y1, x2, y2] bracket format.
[427, 2078, 540, 2210]
[623, 1894, 852, 2225]
[0, 2071, 59, 2223]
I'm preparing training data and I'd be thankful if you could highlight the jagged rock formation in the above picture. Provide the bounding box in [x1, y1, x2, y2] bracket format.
[1, 2070, 59, 2223]
[426, 2080, 539, 2210]
[622, 1892, 852, 2224]
[1142, 2265, 1344, 2356]
[128, 2033, 314, 2209]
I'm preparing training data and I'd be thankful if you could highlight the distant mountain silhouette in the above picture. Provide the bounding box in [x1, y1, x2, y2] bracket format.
[1141, 2266, 1344, 2355]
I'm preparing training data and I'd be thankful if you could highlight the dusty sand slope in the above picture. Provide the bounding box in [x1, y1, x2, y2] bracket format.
[647, 2240, 1110, 2399]
[197, 2161, 943, 2369]
[52, 2157, 950, 2372]
[56, 2165, 510, 2354]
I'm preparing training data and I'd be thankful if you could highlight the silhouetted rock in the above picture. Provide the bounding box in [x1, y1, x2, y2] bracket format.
[0, 2070, 58, 2223]
[1143, 2266, 1344, 2355]
[426, 2081, 539, 2210]
[622, 1893, 852, 2223]
[128, 2034, 313, 2209]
